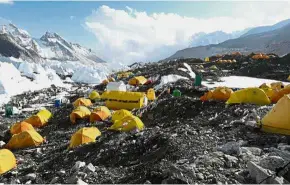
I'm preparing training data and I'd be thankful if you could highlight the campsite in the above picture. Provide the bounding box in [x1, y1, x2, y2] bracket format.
[1, 52, 290, 184]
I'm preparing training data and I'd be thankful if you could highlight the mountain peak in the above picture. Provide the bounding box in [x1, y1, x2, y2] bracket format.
[40, 32, 63, 41]
[1, 23, 31, 38]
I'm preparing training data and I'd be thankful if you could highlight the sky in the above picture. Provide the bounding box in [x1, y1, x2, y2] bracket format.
[1, 1, 290, 64]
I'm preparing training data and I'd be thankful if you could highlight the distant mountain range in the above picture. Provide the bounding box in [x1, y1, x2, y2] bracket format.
[0, 24, 105, 65]
[169, 18, 290, 60]
[240, 19, 290, 37]
[190, 29, 250, 47]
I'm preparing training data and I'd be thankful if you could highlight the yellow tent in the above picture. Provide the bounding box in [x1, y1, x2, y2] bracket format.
[147, 88, 156, 101]
[210, 65, 218, 70]
[90, 106, 111, 122]
[10, 121, 35, 135]
[226, 88, 271, 105]
[24, 109, 52, 128]
[108, 77, 115, 82]
[89, 90, 100, 101]
[69, 127, 101, 149]
[102, 79, 109, 85]
[128, 76, 147, 86]
[111, 109, 133, 123]
[70, 106, 91, 124]
[288, 75, 290, 81]
[109, 115, 144, 132]
[205, 57, 210, 62]
[0, 149, 16, 174]
[259, 83, 271, 89]
[259, 83, 274, 98]
[73, 98, 92, 107]
[200, 87, 233, 101]
[117, 72, 133, 79]
[101, 91, 146, 110]
[261, 94, 290, 135]
[6, 130, 44, 150]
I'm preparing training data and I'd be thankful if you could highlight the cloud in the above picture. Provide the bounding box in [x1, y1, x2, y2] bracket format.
[70, 16, 75, 20]
[0, 0, 13, 4]
[85, 4, 290, 64]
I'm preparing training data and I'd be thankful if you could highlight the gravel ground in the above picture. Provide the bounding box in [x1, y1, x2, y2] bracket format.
[1, 53, 290, 184]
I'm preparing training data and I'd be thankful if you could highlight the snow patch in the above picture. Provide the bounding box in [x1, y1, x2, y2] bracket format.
[202, 76, 290, 89]
[155, 74, 189, 90]
[183, 63, 196, 79]
[0, 61, 70, 106]
[18, 62, 63, 86]
[71, 66, 108, 84]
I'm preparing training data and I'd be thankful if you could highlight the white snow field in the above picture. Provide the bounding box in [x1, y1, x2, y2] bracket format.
[202, 76, 290, 89]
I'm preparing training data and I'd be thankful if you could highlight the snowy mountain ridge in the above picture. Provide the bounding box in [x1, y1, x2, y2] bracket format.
[190, 29, 250, 47]
[0, 23, 105, 65]
[0, 24, 114, 106]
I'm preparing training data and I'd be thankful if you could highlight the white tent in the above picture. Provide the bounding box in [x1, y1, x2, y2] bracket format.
[106, 81, 126, 91]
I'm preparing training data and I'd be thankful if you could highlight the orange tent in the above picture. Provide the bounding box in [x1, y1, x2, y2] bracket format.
[24, 109, 52, 128]
[270, 82, 284, 90]
[73, 98, 92, 107]
[252, 53, 270, 60]
[5, 130, 44, 150]
[90, 106, 111, 122]
[200, 87, 233, 101]
[10, 122, 35, 135]
[232, 52, 241, 56]
[271, 86, 290, 103]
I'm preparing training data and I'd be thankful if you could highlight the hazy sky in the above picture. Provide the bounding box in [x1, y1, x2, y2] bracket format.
[1, 1, 290, 63]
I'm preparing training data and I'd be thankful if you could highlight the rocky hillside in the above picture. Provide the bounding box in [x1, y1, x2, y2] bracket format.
[1, 53, 290, 184]
[241, 18, 290, 37]
[169, 21, 290, 60]
[0, 24, 105, 65]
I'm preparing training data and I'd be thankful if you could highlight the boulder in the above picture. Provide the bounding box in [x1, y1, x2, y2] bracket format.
[72, 161, 86, 172]
[247, 161, 285, 184]
[217, 140, 247, 155]
[259, 156, 285, 171]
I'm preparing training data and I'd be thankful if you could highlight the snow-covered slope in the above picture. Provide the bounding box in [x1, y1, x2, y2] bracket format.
[0, 61, 70, 106]
[0, 24, 111, 105]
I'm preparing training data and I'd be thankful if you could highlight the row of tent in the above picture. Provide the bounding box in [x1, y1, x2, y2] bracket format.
[251, 53, 270, 60]
[1, 72, 159, 174]
[103, 75, 151, 86]
[0, 109, 52, 174]
[199, 83, 290, 136]
[70, 99, 145, 131]
[69, 108, 144, 149]
[204, 52, 274, 63]
[200, 82, 290, 105]
[5, 109, 52, 150]
[1, 71, 160, 174]
[0, 98, 147, 174]
[216, 59, 237, 64]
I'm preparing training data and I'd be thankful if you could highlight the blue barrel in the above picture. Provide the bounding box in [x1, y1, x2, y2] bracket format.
[55, 99, 61, 107]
